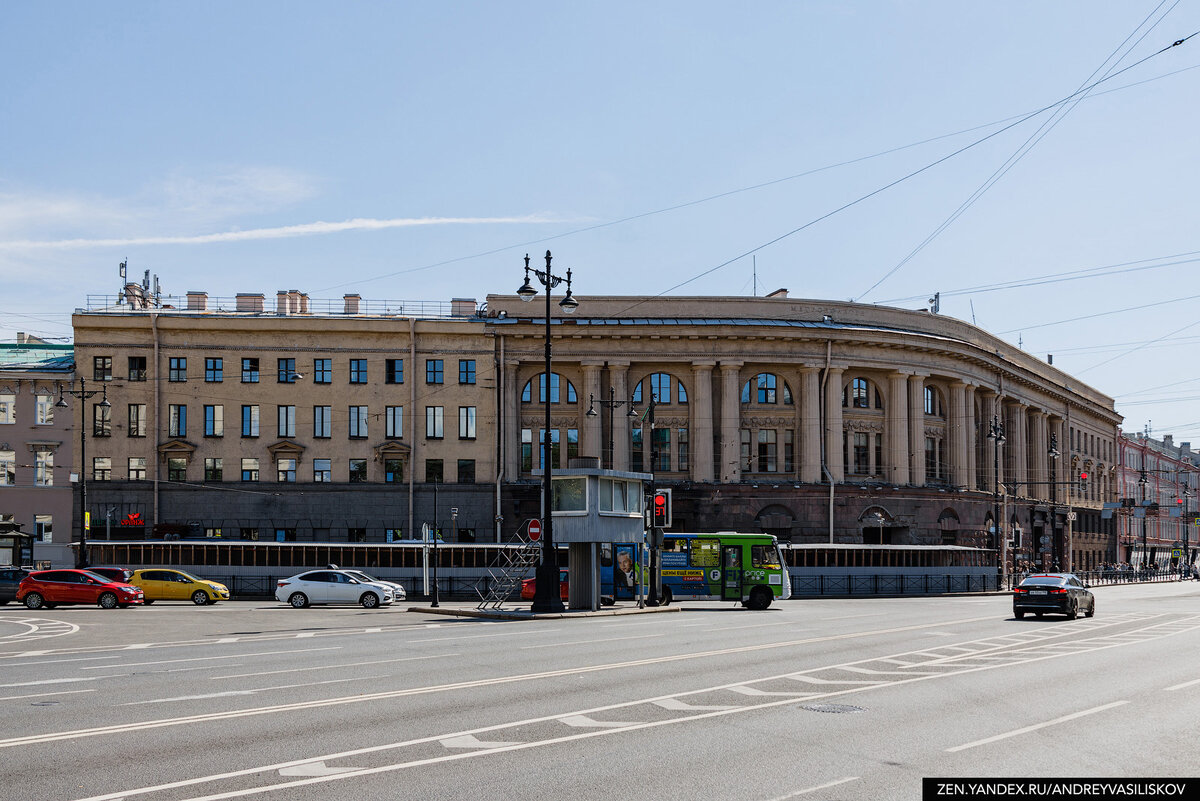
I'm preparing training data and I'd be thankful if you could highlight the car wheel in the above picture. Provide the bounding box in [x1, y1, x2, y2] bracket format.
[98, 592, 119, 609]
[191, 590, 209, 605]
[143, 599, 155, 605]
[1015, 611, 1025, 619]
[359, 592, 380, 609]
[1067, 601, 1078, 620]
[288, 592, 309, 609]
[23, 592, 44, 610]
[747, 586, 773, 610]
[1085, 600, 1095, 618]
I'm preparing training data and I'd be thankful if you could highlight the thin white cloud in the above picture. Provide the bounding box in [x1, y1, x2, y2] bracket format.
[0, 214, 571, 250]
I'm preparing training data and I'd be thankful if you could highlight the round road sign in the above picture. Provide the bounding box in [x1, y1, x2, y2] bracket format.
[528, 519, 542, 541]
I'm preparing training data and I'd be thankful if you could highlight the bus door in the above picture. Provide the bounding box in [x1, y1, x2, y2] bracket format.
[722, 544, 743, 601]
[613, 544, 638, 601]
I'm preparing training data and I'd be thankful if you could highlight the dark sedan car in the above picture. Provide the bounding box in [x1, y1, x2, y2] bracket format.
[1013, 573, 1095, 620]
[0, 567, 31, 604]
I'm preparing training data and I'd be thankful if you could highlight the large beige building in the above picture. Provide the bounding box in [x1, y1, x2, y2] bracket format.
[69, 283, 1122, 571]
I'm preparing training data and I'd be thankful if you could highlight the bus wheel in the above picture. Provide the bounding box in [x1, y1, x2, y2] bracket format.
[660, 586, 672, 606]
[747, 586, 773, 610]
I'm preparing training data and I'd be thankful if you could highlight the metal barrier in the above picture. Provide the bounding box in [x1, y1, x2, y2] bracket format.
[1005, 567, 1198, 591]
[789, 572, 998, 597]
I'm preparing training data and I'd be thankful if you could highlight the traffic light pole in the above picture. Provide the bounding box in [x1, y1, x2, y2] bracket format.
[644, 393, 661, 607]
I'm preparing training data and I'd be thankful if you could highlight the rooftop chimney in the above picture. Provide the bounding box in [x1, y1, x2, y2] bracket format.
[236, 293, 265, 313]
[186, 292, 208, 311]
[451, 298, 477, 317]
[344, 294, 361, 315]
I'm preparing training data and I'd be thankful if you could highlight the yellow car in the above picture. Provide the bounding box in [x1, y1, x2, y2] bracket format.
[129, 569, 230, 605]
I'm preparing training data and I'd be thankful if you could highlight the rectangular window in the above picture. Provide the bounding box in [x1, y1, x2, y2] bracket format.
[458, 406, 476, 439]
[241, 458, 259, 482]
[426, 359, 444, 384]
[277, 405, 296, 438]
[128, 404, 146, 437]
[349, 359, 367, 384]
[204, 405, 224, 437]
[349, 459, 367, 483]
[127, 356, 147, 381]
[35, 395, 54, 425]
[652, 427, 671, 472]
[242, 405, 260, 437]
[784, 429, 794, 473]
[168, 404, 187, 437]
[277, 458, 296, 483]
[314, 406, 331, 438]
[679, 428, 690, 472]
[739, 429, 751, 473]
[633, 427, 645, 472]
[313, 459, 331, 482]
[169, 357, 187, 382]
[0, 450, 14, 485]
[168, 457, 186, 481]
[34, 514, 52, 543]
[459, 359, 476, 385]
[204, 457, 223, 482]
[313, 358, 331, 384]
[757, 429, 777, 473]
[457, 459, 476, 483]
[521, 429, 533, 472]
[0, 394, 13, 424]
[92, 403, 111, 437]
[205, 357, 223, 382]
[540, 429, 561, 470]
[385, 359, 404, 384]
[128, 457, 147, 481]
[277, 358, 297, 383]
[349, 406, 368, 438]
[241, 358, 260, 383]
[426, 406, 444, 438]
[386, 406, 403, 438]
[854, 432, 869, 475]
[425, 459, 443, 483]
[93, 457, 111, 481]
[567, 428, 579, 463]
[93, 356, 113, 382]
[385, 459, 403, 483]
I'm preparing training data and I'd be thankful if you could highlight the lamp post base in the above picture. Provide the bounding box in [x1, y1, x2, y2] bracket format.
[530, 562, 565, 614]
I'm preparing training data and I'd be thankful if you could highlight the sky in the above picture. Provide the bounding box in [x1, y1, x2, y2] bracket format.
[2, 2, 1198, 441]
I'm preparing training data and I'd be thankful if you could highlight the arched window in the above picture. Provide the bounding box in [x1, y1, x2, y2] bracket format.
[632, 373, 687, 405]
[842, 377, 883, 410]
[924, 386, 944, 417]
[521, 373, 578, 404]
[740, 373, 793, 405]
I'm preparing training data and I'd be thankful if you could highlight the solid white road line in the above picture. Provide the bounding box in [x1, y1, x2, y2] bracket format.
[0, 676, 101, 688]
[1165, 677, 1200, 691]
[0, 689, 97, 701]
[764, 777, 860, 800]
[945, 701, 1129, 752]
[80, 647, 342, 670]
[210, 652, 454, 680]
[520, 634, 659, 649]
[121, 676, 387, 706]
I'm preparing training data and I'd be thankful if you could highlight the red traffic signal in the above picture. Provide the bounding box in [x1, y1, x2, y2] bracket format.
[1079, 472, 1088, 480]
[652, 489, 672, 528]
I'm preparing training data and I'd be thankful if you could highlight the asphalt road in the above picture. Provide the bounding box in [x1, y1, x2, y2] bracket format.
[1, 581, 1198, 801]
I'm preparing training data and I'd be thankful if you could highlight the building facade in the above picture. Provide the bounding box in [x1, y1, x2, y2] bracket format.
[0, 336, 75, 566]
[68, 284, 1123, 572]
[1117, 432, 1198, 567]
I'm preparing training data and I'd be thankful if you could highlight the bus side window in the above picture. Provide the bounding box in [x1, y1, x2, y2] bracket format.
[663, 538, 685, 553]
[600, 543, 613, 567]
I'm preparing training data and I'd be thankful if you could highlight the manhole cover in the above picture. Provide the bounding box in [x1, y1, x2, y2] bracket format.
[800, 704, 864, 714]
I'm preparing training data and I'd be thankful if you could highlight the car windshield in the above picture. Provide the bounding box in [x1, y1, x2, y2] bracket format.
[347, 571, 377, 582]
[174, 570, 203, 582]
[1019, 576, 1065, 587]
[83, 571, 119, 583]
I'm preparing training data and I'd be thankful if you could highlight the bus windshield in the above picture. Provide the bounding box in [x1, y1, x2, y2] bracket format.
[751, 544, 781, 569]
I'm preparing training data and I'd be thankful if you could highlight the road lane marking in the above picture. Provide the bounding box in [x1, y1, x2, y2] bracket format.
[277, 762, 354, 777]
[1165, 677, 1200, 691]
[4, 656, 122, 667]
[440, 734, 522, 749]
[520, 634, 658, 649]
[653, 698, 736, 711]
[559, 714, 643, 728]
[210, 652, 454, 680]
[121, 676, 385, 706]
[945, 701, 1129, 752]
[0, 677, 101, 688]
[409, 629, 561, 643]
[764, 777, 860, 800]
[80, 647, 342, 670]
[0, 689, 97, 701]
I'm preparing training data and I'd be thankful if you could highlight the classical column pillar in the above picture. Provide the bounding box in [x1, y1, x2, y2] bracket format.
[690, 362, 715, 482]
[609, 362, 631, 471]
[908, 375, 925, 486]
[980, 390, 998, 492]
[965, 385, 977, 491]
[800, 367, 822, 483]
[503, 359, 521, 479]
[949, 381, 969, 488]
[824, 367, 845, 483]
[887, 372, 910, 485]
[1030, 411, 1048, 500]
[720, 362, 743, 482]
[1005, 400, 1027, 496]
[580, 362, 603, 464]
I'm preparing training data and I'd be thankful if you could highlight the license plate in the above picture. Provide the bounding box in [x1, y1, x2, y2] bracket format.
[1029, 590, 1048, 595]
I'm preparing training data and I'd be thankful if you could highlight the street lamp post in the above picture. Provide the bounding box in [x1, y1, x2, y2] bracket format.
[987, 415, 1006, 585]
[1048, 433, 1060, 569]
[517, 251, 577, 614]
[586, 388, 637, 470]
[431, 479, 439, 608]
[1139, 468, 1149, 572]
[56, 378, 110, 570]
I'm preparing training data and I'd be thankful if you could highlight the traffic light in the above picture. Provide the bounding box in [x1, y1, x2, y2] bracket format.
[652, 489, 672, 528]
[1078, 471, 1088, 493]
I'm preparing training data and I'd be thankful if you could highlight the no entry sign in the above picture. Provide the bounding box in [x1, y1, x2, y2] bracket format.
[528, 519, 542, 541]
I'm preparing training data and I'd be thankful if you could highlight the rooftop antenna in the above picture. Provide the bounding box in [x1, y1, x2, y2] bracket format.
[1018, 334, 1023, 349]
[928, 291, 940, 314]
[153, 274, 161, 306]
[752, 255, 757, 297]
[117, 260, 127, 304]
[969, 299, 977, 326]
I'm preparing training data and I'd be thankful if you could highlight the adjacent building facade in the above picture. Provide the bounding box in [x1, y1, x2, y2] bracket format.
[65, 284, 1123, 572]
[1117, 432, 1198, 567]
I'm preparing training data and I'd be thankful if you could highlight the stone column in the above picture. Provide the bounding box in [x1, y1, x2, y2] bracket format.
[824, 367, 845, 483]
[887, 372, 910, 485]
[609, 362, 630, 471]
[690, 362, 715, 482]
[580, 362, 603, 464]
[1006, 400, 1027, 496]
[800, 367, 822, 483]
[949, 381, 970, 488]
[965, 385, 977, 491]
[503, 359, 521, 478]
[720, 362, 743, 482]
[979, 390, 998, 493]
[908, 375, 926, 486]
[1030, 411, 1048, 500]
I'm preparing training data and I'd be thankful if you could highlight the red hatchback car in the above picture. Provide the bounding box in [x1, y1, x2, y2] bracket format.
[17, 569, 145, 610]
[520, 569, 569, 601]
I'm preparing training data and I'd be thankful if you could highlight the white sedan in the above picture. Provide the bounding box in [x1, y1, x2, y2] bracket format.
[275, 569, 394, 609]
[342, 569, 407, 602]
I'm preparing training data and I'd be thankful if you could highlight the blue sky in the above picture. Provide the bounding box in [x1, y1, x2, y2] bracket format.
[2, 2, 1198, 440]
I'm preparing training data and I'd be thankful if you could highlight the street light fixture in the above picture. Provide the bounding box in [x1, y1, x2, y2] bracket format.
[56, 378, 110, 570]
[585, 388, 637, 470]
[1048, 432, 1060, 568]
[987, 415, 1006, 583]
[1138, 468, 1149, 570]
[518, 251, 577, 613]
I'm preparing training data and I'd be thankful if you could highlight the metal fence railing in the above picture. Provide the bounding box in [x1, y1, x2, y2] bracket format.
[1004, 567, 1198, 592]
[789, 573, 999, 597]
